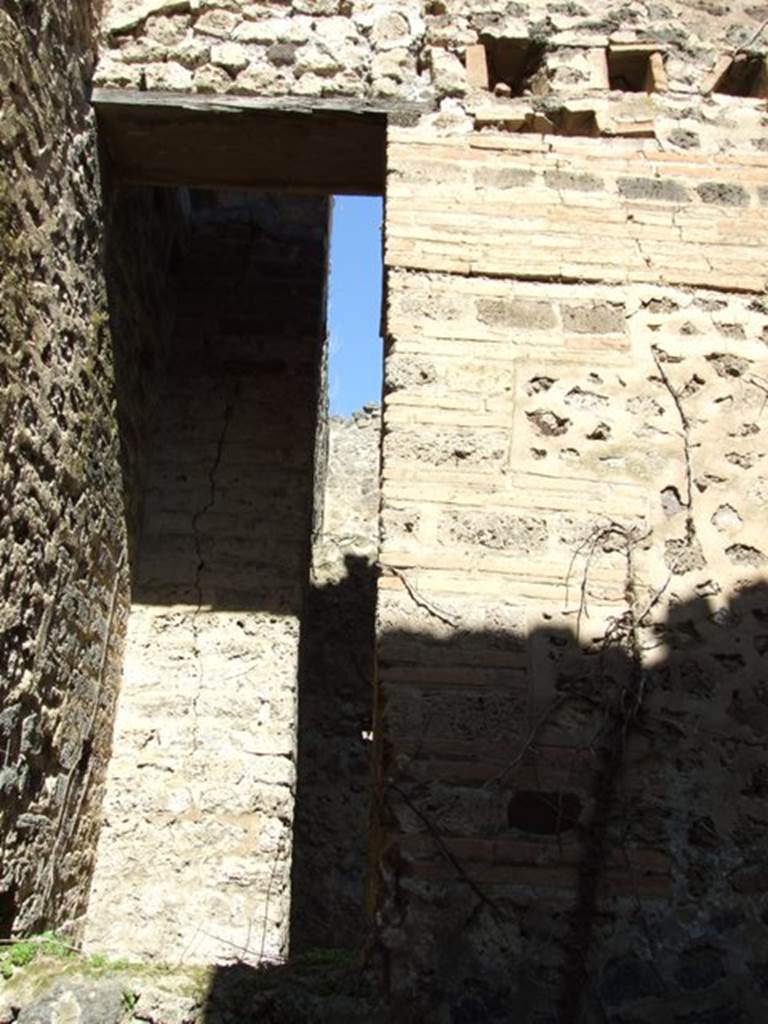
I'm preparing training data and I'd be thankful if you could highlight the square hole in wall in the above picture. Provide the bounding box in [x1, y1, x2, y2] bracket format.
[469, 36, 547, 96]
[712, 53, 768, 98]
[607, 45, 666, 92]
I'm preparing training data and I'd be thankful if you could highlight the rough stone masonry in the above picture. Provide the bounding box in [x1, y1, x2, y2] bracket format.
[2, 0, 768, 1021]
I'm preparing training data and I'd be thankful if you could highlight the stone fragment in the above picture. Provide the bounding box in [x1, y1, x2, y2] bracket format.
[711, 504, 743, 532]
[565, 386, 608, 410]
[474, 166, 535, 189]
[477, 297, 557, 330]
[726, 543, 767, 567]
[106, 0, 191, 35]
[314, 14, 358, 47]
[211, 42, 249, 73]
[527, 409, 570, 436]
[232, 65, 290, 95]
[669, 127, 701, 148]
[661, 485, 684, 517]
[706, 352, 751, 378]
[371, 48, 413, 84]
[372, 11, 411, 45]
[545, 169, 604, 191]
[143, 60, 194, 90]
[92, 57, 143, 88]
[474, 103, 530, 129]
[618, 176, 690, 203]
[293, 0, 337, 12]
[318, 69, 362, 97]
[696, 181, 750, 206]
[294, 45, 339, 75]
[442, 510, 548, 552]
[145, 13, 190, 44]
[194, 9, 239, 39]
[665, 535, 706, 574]
[233, 18, 281, 43]
[428, 47, 467, 96]
[465, 43, 489, 89]
[169, 35, 210, 67]
[562, 303, 625, 334]
[293, 72, 325, 96]
[193, 63, 232, 92]
[17, 981, 126, 1024]
[114, 37, 169, 63]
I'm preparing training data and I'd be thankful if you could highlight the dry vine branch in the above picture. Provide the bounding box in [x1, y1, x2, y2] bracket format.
[379, 564, 459, 628]
[565, 521, 651, 643]
[651, 344, 695, 523]
[385, 781, 506, 923]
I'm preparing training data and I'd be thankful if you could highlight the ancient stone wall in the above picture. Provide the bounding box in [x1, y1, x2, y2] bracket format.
[3, 3, 768, 1020]
[375, 125, 768, 1019]
[84, 191, 330, 964]
[291, 407, 381, 952]
[95, 1, 767, 155]
[0, 0, 133, 939]
[105, 184, 190, 567]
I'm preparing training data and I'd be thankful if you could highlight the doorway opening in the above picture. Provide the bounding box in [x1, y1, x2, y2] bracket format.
[84, 95, 387, 968]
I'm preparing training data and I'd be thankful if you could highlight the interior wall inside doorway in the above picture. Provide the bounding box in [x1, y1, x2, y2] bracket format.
[86, 187, 330, 963]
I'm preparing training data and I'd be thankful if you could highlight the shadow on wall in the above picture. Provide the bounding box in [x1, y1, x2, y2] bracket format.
[290, 554, 376, 954]
[83, 186, 342, 964]
[105, 186, 330, 615]
[199, 576, 768, 1024]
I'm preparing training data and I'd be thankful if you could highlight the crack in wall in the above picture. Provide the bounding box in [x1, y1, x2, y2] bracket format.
[187, 384, 238, 753]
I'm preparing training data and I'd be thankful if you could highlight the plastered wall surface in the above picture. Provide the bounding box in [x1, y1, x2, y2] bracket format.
[375, 126, 768, 1020]
[84, 192, 329, 964]
[0, 0, 131, 938]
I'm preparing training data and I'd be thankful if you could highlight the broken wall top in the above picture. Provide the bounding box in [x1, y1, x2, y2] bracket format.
[94, 1, 768, 154]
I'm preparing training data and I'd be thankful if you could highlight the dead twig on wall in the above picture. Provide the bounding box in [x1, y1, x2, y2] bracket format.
[380, 565, 459, 628]
[744, 17, 768, 50]
[385, 781, 507, 924]
[484, 694, 567, 787]
[651, 345, 694, 520]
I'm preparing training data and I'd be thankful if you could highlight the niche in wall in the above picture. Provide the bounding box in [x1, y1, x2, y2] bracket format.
[709, 52, 768, 98]
[466, 36, 547, 96]
[607, 44, 667, 93]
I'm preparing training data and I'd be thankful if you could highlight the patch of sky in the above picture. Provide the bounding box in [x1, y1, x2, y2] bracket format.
[327, 195, 384, 416]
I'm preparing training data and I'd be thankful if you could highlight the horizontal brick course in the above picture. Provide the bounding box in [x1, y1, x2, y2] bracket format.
[376, 119, 768, 1010]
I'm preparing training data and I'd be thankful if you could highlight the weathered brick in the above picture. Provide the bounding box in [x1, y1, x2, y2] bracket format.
[440, 509, 548, 553]
[561, 302, 626, 334]
[617, 176, 690, 203]
[474, 166, 536, 189]
[477, 297, 557, 330]
[545, 169, 605, 191]
[696, 181, 750, 206]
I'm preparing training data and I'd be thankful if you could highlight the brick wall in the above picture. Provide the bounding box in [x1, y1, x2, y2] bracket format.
[375, 126, 768, 1020]
[0, 0, 133, 938]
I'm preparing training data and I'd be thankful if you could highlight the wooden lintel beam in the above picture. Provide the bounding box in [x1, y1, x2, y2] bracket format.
[92, 89, 402, 195]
